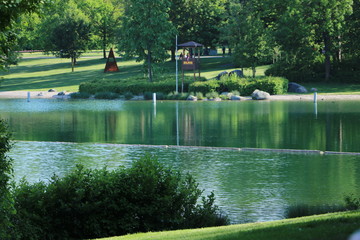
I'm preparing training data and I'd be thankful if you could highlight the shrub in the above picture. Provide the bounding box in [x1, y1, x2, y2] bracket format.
[344, 194, 360, 210]
[285, 204, 347, 219]
[231, 90, 240, 96]
[219, 94, 229, 100]
[155, 92, 165, 100]
[124, 91, 134, 100]
[179, 92, 189, 100]
[0, 120, 14, 239]
[206, 91, 219, 100]
[12, 155, 228, 239]
[144, 91, 153, 100]
[240, 77, 288, 96]
[94, 92, 120, 100]
[69, 92, 91, 99]
[79, 75, 204, 95]
[188, 80, 220, 94]
[218, 74, 243, 93]
[196, 92, 204, 100]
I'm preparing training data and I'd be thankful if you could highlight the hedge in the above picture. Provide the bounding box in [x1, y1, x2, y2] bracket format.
[11, 155, 228, 240]
[189, 76, 288, 96]
[79, 75, 206, 95]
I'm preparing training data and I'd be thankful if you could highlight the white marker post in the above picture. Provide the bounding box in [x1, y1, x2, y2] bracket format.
[314, 92, 317, 103]
[153, 93, 156, 104]
[175, 35, 179, 93]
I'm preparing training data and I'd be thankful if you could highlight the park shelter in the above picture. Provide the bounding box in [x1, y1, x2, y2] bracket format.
[177, 41, 203, 91]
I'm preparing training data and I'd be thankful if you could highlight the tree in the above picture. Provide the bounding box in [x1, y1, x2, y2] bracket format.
[271, 0, 352, 81]
[0, 120, 14, 239]
[119, 0, 175, 82]
[42, 1, 92, 72]
[0, 0, 48, 70]
[76, 0, 124, 59]
[169, 0, 226, 61]
[226, 0, 271, 77]
[343, 0, 360, 60]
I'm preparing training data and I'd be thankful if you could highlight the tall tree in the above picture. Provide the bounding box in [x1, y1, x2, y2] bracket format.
[169, 0, 226, 61]
[226, 0, 271, 77]
[42, 1, 92, 72]
[77, 0, 124, 59]
[343, 0, 360, 60]
[0, 0, 48, 70]
[272, 0, 352, 81]
[119, 0, 175, 82]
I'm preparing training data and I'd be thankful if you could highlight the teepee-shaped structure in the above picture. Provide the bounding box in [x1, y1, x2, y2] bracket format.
[104, 48, 119, 72]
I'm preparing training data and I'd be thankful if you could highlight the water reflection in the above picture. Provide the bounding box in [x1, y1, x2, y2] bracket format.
[1, 99, 360, 152]
[9, 141, 360, 224]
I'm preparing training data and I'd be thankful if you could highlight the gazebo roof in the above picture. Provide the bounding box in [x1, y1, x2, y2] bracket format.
[177, 41, 203, 48]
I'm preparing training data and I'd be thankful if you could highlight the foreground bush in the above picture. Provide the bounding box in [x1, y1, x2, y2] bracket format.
[12, 155, 228, 240]
[0, 120, 14, 239]
[285, 194, 360, 219]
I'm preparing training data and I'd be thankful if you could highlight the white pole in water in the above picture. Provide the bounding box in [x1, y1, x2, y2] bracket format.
[27, 92, 30, 102]
[176, 35, 179, 93]
[314, 92, 317, 103]
[153, 93, 156, 104]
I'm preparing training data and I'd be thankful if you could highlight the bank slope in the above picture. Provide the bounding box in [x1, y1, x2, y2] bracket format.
[96, 210, 360, 240]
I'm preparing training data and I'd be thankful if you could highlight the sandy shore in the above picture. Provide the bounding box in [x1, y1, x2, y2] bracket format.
[0, 90, 360, 101]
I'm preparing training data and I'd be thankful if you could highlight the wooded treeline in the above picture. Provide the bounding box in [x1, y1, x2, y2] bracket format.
[1, 0, 360, 81]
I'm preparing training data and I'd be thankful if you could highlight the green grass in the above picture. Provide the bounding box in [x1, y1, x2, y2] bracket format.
[2, 52, 360, 94]
[301, 82, 360, 95]
[0, 52, 262, 92]
[95, 211, 360, 240]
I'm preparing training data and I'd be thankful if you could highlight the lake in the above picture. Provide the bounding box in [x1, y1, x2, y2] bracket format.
[1, 98, 360, 223]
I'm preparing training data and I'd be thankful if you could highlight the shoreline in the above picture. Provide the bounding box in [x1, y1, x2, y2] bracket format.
[0, 90, 360, 101]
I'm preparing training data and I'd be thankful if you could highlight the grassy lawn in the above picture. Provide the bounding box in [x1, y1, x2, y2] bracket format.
[1, 52, 360, 94]
[300, 82, 360, 95]
[0, 52, 244, 92]
[96, 211, 360, 240]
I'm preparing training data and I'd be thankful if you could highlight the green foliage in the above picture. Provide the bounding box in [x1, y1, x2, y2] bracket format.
[0, 0, 47, 70]
[12, 155, 228, 239]
[94, 91, 119, 100]
[205, 91, 220, 100]
[41, 2, 92, 72]
[119, 0, 176, 82]
[189, 76, 288, 96]
[195, 92, 204, 100]
[224, 1, 272, 77]
[285, 204, 347, 219]
[344, 194, 360, 210]
[79, 75, 202, 95]
[286, 194, 360, 219]
[0, 119, 14, 239]
[69, 92, 91, 99]
[124, 91, 134, 100]
[188, 80, 220, 94]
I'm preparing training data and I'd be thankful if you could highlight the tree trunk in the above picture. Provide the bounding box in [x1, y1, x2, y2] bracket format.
[147, 52, 153, 82]
[323, 32, 331, 81]
[170, 47, 176, 62]
[103, 30, 107, 59]
[71, 57, 75, 72]
[252, 64, 256, 78]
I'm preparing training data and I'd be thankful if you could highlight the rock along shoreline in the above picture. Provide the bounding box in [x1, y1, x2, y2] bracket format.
[1, 90, 360, 101]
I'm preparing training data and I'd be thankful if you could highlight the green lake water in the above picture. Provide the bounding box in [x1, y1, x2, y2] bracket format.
[1, 99, 360, 223]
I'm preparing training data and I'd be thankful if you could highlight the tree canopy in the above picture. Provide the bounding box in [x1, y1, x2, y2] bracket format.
[118, 0, 176, 82]
[1, 0, 360, 82]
